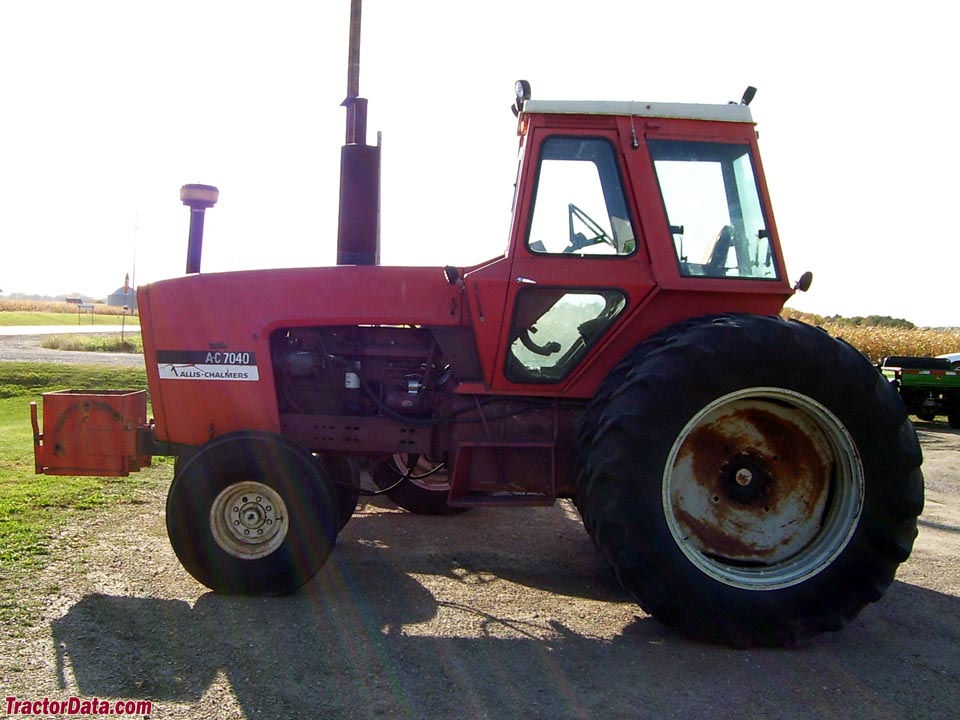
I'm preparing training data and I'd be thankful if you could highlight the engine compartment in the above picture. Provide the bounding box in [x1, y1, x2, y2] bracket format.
[271, 326, 466, 419]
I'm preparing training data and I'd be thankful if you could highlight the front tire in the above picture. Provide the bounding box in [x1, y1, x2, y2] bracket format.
[576, 315, 924, 646]
[167, 432, 339, 595]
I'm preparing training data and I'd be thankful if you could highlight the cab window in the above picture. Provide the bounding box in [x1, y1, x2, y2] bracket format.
[649, 140, 778, 279]
[527, 138, 636, 256]
[506, 289, 627, 383]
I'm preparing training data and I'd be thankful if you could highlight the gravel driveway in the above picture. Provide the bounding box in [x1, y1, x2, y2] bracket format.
[0, 332, 143, 367]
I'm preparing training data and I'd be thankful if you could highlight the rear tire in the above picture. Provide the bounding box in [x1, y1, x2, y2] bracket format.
[167, 432, 338, 595]
[372, 454, 465, 515]
[576, 315, 924, 646]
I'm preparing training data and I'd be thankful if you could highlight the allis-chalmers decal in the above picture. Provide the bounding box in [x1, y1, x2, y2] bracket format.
[157, 350, 259, 381]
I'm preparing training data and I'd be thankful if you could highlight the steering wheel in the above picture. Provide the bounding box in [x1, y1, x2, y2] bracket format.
[565, 204, 616, 253]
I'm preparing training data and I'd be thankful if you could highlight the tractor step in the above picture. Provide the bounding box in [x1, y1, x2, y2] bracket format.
[448, 441, 556, 507]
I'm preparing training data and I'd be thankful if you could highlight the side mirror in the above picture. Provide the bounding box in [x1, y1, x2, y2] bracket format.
[793, 271, 813, 292]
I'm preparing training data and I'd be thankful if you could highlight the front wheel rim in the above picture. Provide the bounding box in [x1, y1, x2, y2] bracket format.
[662, 387, 864, 590]
[209, 480, 289, 560]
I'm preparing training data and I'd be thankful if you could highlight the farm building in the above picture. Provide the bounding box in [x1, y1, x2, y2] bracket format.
[106, 286, 137, 311]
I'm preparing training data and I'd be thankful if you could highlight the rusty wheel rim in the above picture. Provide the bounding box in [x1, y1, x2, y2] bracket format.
[662, 388, 864, 590]
[209, 481, 289, 560]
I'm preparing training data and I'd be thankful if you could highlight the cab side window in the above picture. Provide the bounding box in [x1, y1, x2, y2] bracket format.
[649, 139, 778, 279]
[506, 289, 627, 383]
[527, 138, 636, 256]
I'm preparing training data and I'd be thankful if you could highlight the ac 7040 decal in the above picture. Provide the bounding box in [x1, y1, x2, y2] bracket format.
[157, 350, 259, 381]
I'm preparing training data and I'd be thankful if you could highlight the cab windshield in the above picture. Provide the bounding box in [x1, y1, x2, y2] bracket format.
[527, 137, 636, 256]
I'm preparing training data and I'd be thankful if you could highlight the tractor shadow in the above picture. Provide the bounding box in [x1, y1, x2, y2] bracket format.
[51, 503, 960, 719]
[914, 421, 960, 438]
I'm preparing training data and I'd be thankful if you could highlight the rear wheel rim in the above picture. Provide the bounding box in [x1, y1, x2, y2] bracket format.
[209, 480, 289, 560]
[662, 387, 864, 590]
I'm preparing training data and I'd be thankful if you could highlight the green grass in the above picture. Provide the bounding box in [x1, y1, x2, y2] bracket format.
[40, 334, 143, 353]
[0, 362, 149, 399]
[0, 311, 130, 326]
[0, 362, 169, 586]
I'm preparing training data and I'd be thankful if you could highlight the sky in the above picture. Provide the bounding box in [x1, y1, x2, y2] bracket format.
[0, 1, 956, 327]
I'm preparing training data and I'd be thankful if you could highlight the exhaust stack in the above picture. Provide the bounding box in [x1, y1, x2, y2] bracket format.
[336, 0, 380, 266]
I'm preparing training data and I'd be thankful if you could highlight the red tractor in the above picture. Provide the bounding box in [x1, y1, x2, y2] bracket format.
[32, 65, 923, 646]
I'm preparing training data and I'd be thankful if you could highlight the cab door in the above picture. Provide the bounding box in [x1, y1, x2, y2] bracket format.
[490, 126, 656, 396]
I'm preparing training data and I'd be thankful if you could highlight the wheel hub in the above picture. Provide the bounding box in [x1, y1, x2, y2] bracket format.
[720, 454, 771, 504]
[209, 480, 288, 560]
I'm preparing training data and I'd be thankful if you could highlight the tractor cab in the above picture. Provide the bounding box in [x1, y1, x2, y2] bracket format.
[461, 83, 793, 397]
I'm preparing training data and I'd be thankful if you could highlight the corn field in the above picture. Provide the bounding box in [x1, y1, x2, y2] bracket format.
[0, 298, 129, 316]
[782, 309, 959, 363]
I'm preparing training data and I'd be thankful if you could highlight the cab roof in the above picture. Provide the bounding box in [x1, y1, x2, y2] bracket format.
[522, 99, 754, 123]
